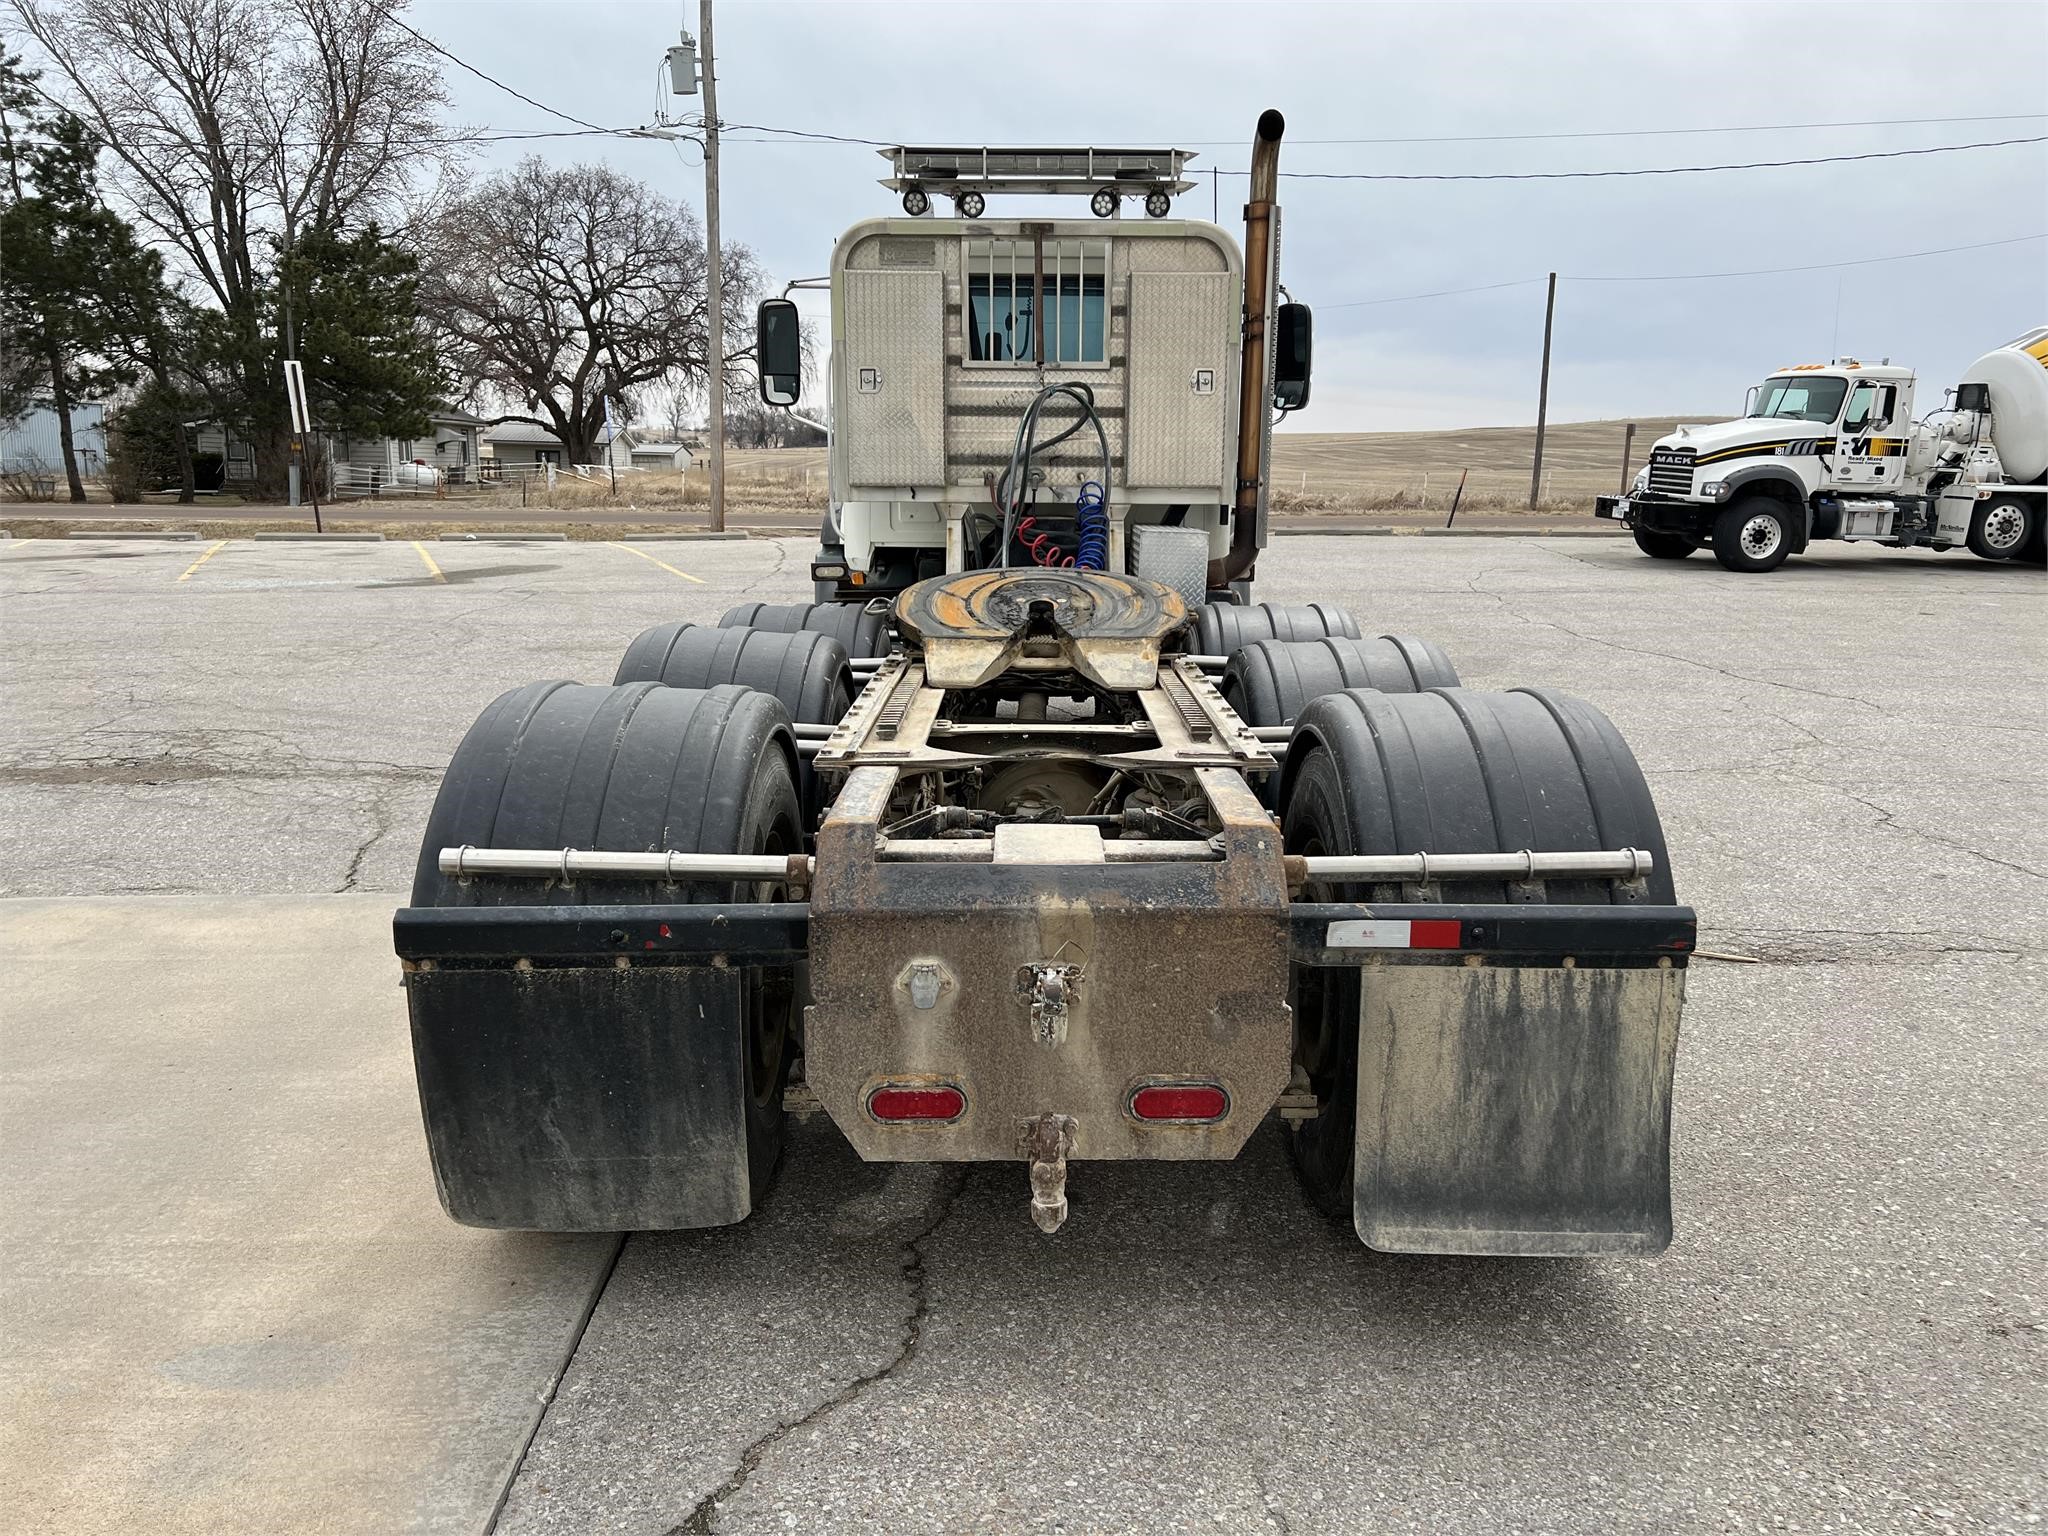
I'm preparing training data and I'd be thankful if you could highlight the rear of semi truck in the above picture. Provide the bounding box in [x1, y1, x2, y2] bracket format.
[394, 110, 1695, 1255]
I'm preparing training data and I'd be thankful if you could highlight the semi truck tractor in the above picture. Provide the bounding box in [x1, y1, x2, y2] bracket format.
[394, 112, 1695, 1256]
[1597, 329, 2048, 571]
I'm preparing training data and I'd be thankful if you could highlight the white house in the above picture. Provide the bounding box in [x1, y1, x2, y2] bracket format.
[628, 440, 694, 471]
[332, 408, 486, 486]
[1, 402, 108, 479]
[484, 421, 638, 470]
[189, 406, 484, 491]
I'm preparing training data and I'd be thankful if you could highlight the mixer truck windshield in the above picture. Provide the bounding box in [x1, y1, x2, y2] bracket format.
[1752, 376, 1848, 424]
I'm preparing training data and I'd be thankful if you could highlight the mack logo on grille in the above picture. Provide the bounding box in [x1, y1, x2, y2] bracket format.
[1646, 449, 1696, 498]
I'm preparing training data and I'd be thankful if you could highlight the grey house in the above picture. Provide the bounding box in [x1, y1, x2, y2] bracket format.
[628, 440, 694, 471]
[483, 421, 638, 470]
[190, 407, 485, 490]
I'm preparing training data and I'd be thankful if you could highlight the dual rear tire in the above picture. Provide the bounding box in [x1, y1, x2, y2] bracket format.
[720, 599, 893, 659]
[412, 680, 806, 1218]
[616, 620, 856, 815]
[1192, 601, 1360, 655]
[1278, 685, 1676, 1218]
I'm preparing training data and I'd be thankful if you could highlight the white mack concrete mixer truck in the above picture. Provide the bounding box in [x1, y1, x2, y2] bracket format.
[1597, 329, 2048, 571]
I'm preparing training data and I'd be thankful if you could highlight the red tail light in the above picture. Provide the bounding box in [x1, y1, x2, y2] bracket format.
[1130, 1082, 1229, 1122]
[867, 1084, 966, 1123]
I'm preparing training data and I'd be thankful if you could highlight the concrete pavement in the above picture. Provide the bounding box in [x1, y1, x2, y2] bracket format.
[2, 533, 2042, 1534]
[0, 896, 618, 1536]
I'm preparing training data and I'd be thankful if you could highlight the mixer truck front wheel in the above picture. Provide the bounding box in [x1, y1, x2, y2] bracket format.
[1712, 498, 1792, 573]
[1967, 497, 2034, 562]
[1630, 525, 1696, 560]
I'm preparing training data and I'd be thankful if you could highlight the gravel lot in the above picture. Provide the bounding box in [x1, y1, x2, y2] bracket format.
[3, 532, 2042, 1534]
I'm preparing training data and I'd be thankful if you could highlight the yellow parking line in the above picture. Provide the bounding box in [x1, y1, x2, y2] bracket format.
[176, 540, 228, 582]
[607, 541, 705, 584]
[411, 541, 446, 583]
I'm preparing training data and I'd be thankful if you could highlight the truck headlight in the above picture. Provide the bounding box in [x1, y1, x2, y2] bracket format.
[1701, 481, 1729, 500]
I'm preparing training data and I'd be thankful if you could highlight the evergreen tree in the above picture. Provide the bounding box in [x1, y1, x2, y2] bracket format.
[279, 223, 441, 446]
[0, 49, 124, 500]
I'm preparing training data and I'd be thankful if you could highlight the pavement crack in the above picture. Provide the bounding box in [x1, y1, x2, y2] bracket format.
[667, 1166, 969, 1536]
[736, 538, 791, 596]
[338, 777, 402, 892]
[1254, 1463, 1295, 1535]
[1467, 566, 1889, 714]
[1703, 924, 2043, 964]
[1790, 776, 2048, 883]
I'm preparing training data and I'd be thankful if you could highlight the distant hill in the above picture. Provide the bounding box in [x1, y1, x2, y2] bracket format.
[1269, 418, 1718, 510]
[709, 418, 1729, 513]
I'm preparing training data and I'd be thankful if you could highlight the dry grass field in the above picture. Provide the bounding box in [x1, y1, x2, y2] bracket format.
[1, 421, 1710, 531]
[1267, 417, 1700, 513]
[450, 418, 1704, 520]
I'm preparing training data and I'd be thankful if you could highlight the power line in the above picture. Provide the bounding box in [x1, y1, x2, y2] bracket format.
[1324, 234, 2048, 309]
[1174, 112, 2048, 147]
[1237, 135, 2048, 182]
[692, 111, 2048, 152]
[703, 117, 2046, 182]
[9, 125, 651, 150]
[1324, 279, 1548, 309]
[1572, 233, 2048, 282]
[705, 119, 890, 147]
[698, 112, 2048, 159]
[368, 3, 624, 137]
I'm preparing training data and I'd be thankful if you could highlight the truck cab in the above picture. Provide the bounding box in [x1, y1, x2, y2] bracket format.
[753, 138, 1313, 607]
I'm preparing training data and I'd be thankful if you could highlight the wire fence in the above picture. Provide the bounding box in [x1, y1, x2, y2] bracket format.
[445, 425, 1652, 518]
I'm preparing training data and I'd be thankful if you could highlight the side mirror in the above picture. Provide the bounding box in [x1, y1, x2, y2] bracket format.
[1273, 302, 1312, 412]
[757, 298, 802, 407]
[1871, 384, 1896, 429]
[1744, 385, 1760, 417]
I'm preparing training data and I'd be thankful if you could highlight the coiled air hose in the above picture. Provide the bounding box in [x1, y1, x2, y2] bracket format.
[1073, 480, 1108, 570]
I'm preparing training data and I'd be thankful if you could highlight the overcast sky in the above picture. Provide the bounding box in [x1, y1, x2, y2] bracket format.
[415, 0, 2047, 432]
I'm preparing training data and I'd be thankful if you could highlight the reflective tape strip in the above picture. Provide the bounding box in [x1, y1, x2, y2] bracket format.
[1324, 918, 1462, 950]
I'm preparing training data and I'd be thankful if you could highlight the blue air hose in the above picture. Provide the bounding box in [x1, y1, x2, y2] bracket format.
[1074, 480, 1108, 570]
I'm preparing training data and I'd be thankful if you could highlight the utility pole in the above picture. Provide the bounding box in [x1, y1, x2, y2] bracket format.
[700, 0, 726, 533]
[1529, 271, 1556, 510]
[1618, 421, 1637, 493]
[281, 234, 301, 510]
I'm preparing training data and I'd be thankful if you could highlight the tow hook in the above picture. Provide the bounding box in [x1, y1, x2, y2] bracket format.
[1019, 962, 1082, 1048]
[1022, 1113, 1077, 1234]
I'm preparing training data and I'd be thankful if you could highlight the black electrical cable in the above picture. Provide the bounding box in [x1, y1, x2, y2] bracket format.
[1324, 234, 2047, 310]
[367, 1, 620, 136]
[1229, 135, 2048, 182]
[996, 383, 1111, 568]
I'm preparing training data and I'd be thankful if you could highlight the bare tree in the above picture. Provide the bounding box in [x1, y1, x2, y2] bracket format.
[421, 156, 759, 465]
[9, 0, 451, 491]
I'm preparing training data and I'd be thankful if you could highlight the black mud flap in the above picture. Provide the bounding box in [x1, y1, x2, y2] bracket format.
[405, 964, 751, 1230]
[1352, 960, 1683, 1256]
[395, 905, 805, 1231]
